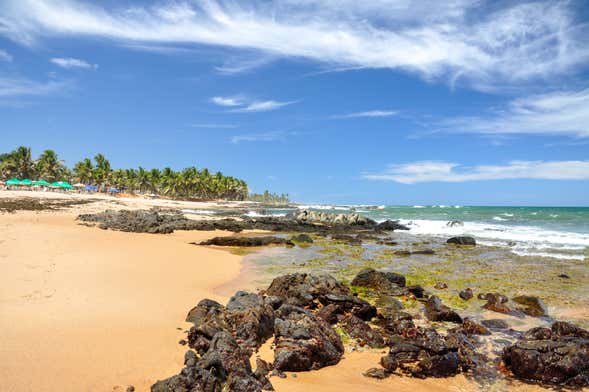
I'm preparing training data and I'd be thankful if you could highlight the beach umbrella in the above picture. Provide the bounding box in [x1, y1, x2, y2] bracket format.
[51, 181, 74, 189]
[73, 183, 85, 188]
[33, 180, 51, 186]
[6, 178, 22, 185]
[84, 185, 98, 191]
[107, 187, 121, 193]
[20, 179, 33, 186]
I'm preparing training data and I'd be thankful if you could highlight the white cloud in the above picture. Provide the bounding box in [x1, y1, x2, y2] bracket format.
[50, 57, 98, 69]
[0, 77, 70, 97]
[364, 160, 589, 184]
[230, 131, 289, 143]
[233, 100, 296, 113]
[211, 95, 296, 112]
[334, 110, 397, 119]
[0, 49, 13, 62]
[189, 123, 237, 128]
[211, 96, 243, 107]
[442, 89, 589, 138]
[1, 1, 587, 89]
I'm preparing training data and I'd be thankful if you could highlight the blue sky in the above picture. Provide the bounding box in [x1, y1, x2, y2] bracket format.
[1, 0, 589, 205]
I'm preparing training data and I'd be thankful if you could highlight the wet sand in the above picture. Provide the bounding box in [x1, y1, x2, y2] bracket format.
[0, 210, 242, 391]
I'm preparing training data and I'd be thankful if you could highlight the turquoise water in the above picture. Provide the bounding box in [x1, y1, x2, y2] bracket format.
[266, 205, 589, 260]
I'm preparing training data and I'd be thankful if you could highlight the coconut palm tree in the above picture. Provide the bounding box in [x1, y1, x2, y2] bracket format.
[93, 153, 112, 189]
[35, 149, 65, 182]
[73, 158, 94, 184]
[0, 146, 35, 179]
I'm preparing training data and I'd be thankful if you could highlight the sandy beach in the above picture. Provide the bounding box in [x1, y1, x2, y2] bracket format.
[0, 192, 581, 392]
[0, 193, 244, 391]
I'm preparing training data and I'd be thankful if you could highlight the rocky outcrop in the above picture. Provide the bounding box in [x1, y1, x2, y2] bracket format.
[459, 288, 473, 300]
[375, 220, 410, 231]
[424, 296, 463, 323]
[290, 234, 313, 244]
[152, 332, 271, 392]
[503, 321, 589, 387]
[351, 268, 406, 291]
[381, 327, 461, 378]
[341, 315, 386, 348]
[446, 236, 476, 246]
[291, 209, 375, 226]
[265, 273, 350, 308]
[197, 236, 294, 247]
[512, 295, 548, 317]
[273, 305, 344, 371]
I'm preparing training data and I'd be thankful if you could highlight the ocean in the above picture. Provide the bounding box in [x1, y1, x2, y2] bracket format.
[248, 205, 589, 261]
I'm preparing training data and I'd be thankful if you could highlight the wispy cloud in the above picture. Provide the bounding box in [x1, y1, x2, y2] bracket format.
[1, 1, 587, 89]
[0, 77, 70, 97]
[211, 96, 244, 107]
[364, 160, 589, 184]
[334, 110, 398, 119]
[189, 123, 237, 129]
[215, 53, 275, 75]
[211, 95, 296, 112]
[50, 57, 98, 69]
[0, 49, 13, 62]
[441, 89, 589, 138]
[230, 130, 291, 143]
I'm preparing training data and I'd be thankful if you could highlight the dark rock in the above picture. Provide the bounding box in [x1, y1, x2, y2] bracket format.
[481, 293, 514, 315]
[363, 368, 390, 379]
[558, 273, 570, 279]
[342, 315, 386, 348]
[290, 234, 313, 244]
[351, 268, 406, 291]
[186, 299, 229, 355]
[377, 240, 398, 246]
[225, 291, 275, 351]
[394, 250, 411, 256]
[481, 319, 509, 330]
[446, 236, 476, 246]
[503, 321, 589, 387]
[446, 220, 464, 227]
[376, 220, 410, 231]
[381, 328, 461, 377]
[424, 296, 462, 323]
[412, 249, 435, 255]
[265, 273, 350, 308]
[198, 236, 294, 247]
[406, 285, 425, 298]
[126, 386, 135, 392]
[460, 319, 490, 336]
[320, 293, 377, 321]
[512, 295, 548, 317]
[459, 288, 473, 300]
[152, 331, 269, 392]
[434, 282, 448, 290]
[273, 305, 344, 371]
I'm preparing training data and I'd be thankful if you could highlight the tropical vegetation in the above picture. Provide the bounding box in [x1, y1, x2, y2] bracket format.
[0, 146, 252, 200]
[248, 190, 290, 204]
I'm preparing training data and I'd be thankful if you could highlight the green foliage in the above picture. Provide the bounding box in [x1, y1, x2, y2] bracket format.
[0, 146, 253, 201]
[248, 190, 290, 204]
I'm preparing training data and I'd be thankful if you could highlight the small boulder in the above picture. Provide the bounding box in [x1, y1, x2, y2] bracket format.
[351, 268, 406, 291]
[446, 236, 476, 246]
[512, 295, 548, 317]
[424, 296, 463, 324]
[459, 288, 473, 300]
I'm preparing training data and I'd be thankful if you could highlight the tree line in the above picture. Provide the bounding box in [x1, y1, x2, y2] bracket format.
[0, 146, 251, 200]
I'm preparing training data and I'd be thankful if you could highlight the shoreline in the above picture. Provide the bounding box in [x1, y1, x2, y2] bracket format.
[1, 192, 587, 391]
